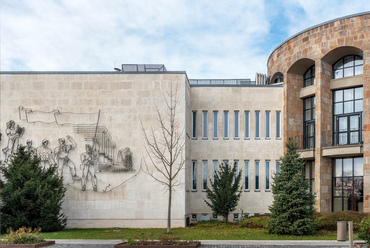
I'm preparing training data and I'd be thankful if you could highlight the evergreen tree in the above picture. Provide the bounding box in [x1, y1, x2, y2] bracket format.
[204, 162, 242, 222]
[267, 141, 317, 235]
[1, 146, 67, 232]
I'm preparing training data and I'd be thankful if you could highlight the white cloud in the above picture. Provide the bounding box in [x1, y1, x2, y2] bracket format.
[1, 0, 369, 79]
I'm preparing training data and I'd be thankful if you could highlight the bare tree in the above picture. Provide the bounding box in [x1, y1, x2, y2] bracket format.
[141, 83, 186, 234]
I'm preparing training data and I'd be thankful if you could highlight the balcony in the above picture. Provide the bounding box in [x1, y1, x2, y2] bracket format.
[322, 130, 363, 157]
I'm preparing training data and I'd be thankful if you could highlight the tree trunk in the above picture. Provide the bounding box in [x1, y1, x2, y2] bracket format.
[167, 183, 172, 233]
[224, 215, 228, 223]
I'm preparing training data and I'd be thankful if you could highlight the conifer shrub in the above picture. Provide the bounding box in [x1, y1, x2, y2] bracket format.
[0, 146, 67, 232]
[358, 216, 370, 245]
[267, 141, 317, 235]
[239, 215, 269, 229]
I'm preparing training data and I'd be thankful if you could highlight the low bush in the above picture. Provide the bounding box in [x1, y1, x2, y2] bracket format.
[2, 227, 45, 244]
[239, 215, 270, 229]
[192, 220, 235, 228]
[358, 216, 370, 244]
[314, 211, 369, 231]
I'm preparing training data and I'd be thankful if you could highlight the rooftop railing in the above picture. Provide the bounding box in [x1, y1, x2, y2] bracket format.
[189, 79, 256, 86]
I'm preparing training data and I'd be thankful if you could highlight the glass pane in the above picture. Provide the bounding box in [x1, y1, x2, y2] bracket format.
[305, 109, 312, 121]
[311, 163, 315, 178]
[308, 138, 314, 149]
[334, 178, 342, 196]
[334, 69, 343, 79]
[311, 179, 315, 194]
[355, 56, 363, 66]
[334, 59, 344, 70]
[343, 196, 350, 211]
[305, 163, 310, 179]
[333, 198, 342, 212]
[344, 101, 354, 114]
[355, 66, 363, 75]
[339, 117, 347, 132]
[308, 123, 314, 136]
[344, 89, 354, 101]
[344, 67, 354, 77]
[350, 115, 359, 131]
[355, 100, 363, 112]
[335, 159, 342, 177]
[354, 157, 363, 176]
[357, 197, 363, 212]
[350, 132, 359, 144]
[343, 159, 352, 177]
[334, 90, 343, 103]
[334, 103, 343, 115]
[354, 177, 363, 197]
[344, 56, 354, 67]
[339, 133, 347, 145]
[304, 98, 312, 109]
[355, 87, 363, 99]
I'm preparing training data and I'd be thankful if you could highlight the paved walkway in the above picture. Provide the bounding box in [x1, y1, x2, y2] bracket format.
[48, 239, 358, 247]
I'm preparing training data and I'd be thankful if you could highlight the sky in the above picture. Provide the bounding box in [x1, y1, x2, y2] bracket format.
[1, 0, 370, 79]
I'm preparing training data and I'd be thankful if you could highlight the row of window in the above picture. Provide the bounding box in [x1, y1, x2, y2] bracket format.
[303, 86, 363, 148]
[191, 160, 280, 192]
[192, 111, 281, 139]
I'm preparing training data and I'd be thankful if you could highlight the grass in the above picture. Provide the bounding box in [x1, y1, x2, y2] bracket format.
[29, 224, 358, 240]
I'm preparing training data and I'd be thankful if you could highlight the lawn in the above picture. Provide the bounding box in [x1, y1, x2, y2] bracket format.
[37, 226, 355, 240]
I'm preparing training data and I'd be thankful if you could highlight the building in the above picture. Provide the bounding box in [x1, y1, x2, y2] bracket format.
[0, 12, 369, 228]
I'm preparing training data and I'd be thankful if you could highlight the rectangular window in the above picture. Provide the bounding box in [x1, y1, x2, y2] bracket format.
[245, 111, 250, 138]
[266, 111, 270, 138]
[213, 111, 218, 138]
[244, 161, 249, 190]
[304, 97, 315, 148]
[276, 161, 280, 174]
[255, 161, 260, 190]
[202, 161, 207, 191]
[213, 161, 218, 182]
[234, 111, 239, 138]
[192, 161, 197, 191]
[234, 161, 239, 180]
[276, 111, 281, 138]
[255, 111, 260, 138]
[224, 111, 229, 138]
[192, 112, 197, 138]
[266, 161, 270, 190]
[202, 111, 208, 138]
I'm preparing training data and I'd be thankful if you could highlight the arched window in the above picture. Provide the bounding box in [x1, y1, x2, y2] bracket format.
[272, 73, 283, 84]
[333, 55, 363, 79]
[304, 65, 315, 87]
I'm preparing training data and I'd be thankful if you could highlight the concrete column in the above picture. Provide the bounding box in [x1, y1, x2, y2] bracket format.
[314, 60, 332, 212]
[362, 49, 370, 213]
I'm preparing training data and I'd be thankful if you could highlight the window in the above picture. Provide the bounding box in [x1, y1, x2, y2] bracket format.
[191, 214, 197, 220]
[213, 161, 218, 182]
[303, 97, 315, 149]
[202, 161, 207, 191]
[255, 161, 260, 190]
[276, 161, 280, 174]
[224, 111, 229, 138]
[244, 111, 250, 138]
[234, 161, 239, 181]
[234, 111, 239, 138]
[192, 161, 197, 191]
[265, 111, 270, 138]
[212, 213, 217, 220]
[333, 87, 363, 146]
[233, 213, 239, 220]
[333, 55, 363, 79]
[192, 111, 197, 138]
[244, 161, 249, 190]
[333, 157, 363, 212]
[202, 111, 208, 138]
[213, 111, 218, 138]
[266, 161, 270, 190]
[255, 111, 260, 138]
[304, 65, 315, 87]
[276, 111, 281, 138]
[304, 160, 315, 194]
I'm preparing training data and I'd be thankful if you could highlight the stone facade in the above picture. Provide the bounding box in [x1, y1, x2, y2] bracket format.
[268, 12, 370, 213]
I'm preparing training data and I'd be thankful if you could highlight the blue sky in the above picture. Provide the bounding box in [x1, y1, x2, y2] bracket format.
[1, 0, 370, 79]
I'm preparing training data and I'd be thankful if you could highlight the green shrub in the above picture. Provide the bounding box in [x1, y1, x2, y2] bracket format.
[2, 227, 45, 244]
[192, 220, 235, 228]
[239, 215, 269, 229]
[358, 217, 370, 245]
[315, 211, 369, 231]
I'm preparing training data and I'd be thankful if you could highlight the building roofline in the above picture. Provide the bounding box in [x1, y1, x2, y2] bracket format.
[267, 11, 370, 64]
[0, 71, 187, 75]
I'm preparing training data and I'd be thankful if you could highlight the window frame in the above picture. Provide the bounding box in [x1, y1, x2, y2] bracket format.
[276, 111, 281, 138]
[202, 111, 208, 139]
[244, 111, 250, 139]
[192, 111, 197, 138]
[265, 161, 270, 191]
[234, 111, 239, 138]
[202, 160, 207, 191]
[255, 111, 260, 139]
[303, 65, 315, 87]
[213, 111, 218, 139]
[333, 55, 363, 79]
[192, 161, 197, 191]
[265, 111, 270, 138]
[224, 111, 229, 139]
[255, 161, 260, 191]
